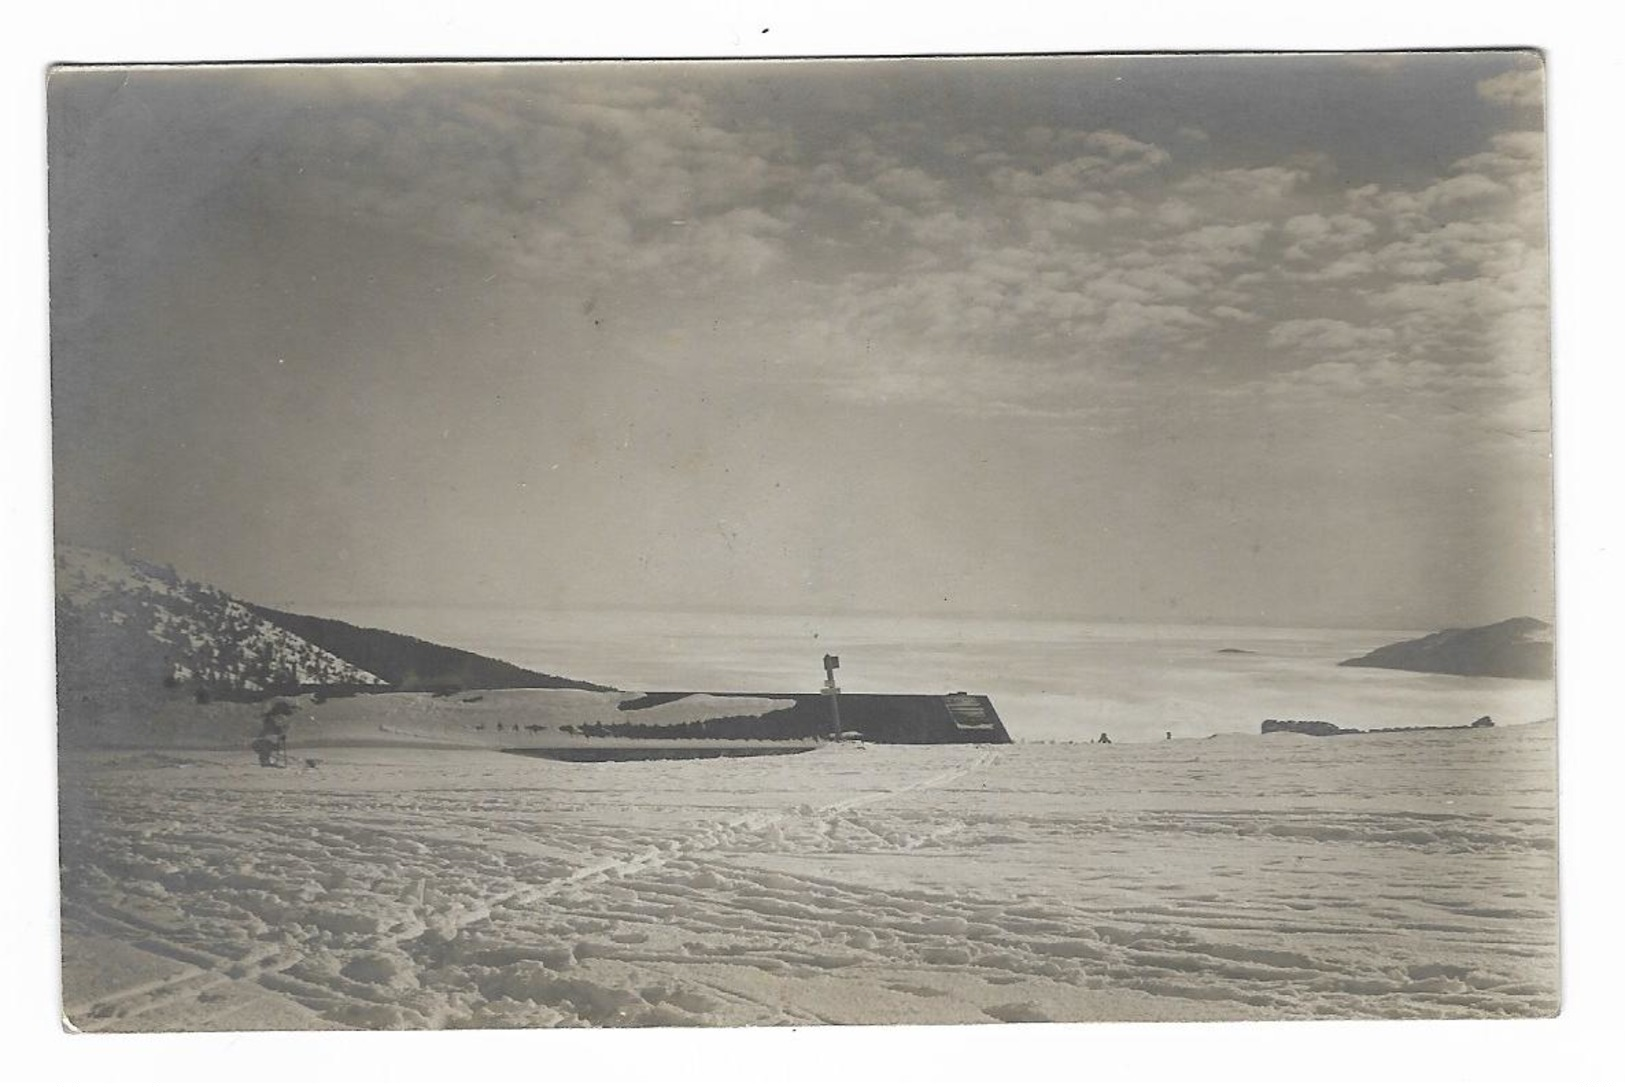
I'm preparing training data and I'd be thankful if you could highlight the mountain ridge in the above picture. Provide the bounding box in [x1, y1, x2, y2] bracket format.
[243, 602, 611, 693]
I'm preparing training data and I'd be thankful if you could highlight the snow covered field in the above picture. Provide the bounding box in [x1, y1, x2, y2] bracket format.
[58, 719, 1557, 1030]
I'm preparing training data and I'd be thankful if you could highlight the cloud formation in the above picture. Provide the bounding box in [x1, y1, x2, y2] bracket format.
[49, 54, 1553, 626]
[241, 59, 1545, 448]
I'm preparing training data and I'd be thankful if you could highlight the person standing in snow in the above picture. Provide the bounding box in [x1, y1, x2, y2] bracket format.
[252, 703, 293, 767]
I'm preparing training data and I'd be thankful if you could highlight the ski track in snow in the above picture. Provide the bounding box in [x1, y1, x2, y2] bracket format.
[58, 731, 1557, 1030]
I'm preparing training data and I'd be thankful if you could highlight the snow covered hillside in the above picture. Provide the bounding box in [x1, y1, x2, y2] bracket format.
[55, 545, 386, 705]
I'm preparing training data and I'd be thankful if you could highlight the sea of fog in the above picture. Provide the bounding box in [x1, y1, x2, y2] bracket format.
[296, 607, 1554, 744]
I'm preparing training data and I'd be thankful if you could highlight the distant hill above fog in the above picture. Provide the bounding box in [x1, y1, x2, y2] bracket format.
[1338, 617, 1553, 680]
[54, 545, 604, 703]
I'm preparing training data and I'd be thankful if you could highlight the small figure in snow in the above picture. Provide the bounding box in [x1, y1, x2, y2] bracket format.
[1097, 732, 1112, 745]
[252, 702, 294, 767]
[250, 733, 278, 767]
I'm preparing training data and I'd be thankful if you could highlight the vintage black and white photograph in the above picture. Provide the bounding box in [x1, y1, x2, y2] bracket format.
[50, 52, 1556, 1031]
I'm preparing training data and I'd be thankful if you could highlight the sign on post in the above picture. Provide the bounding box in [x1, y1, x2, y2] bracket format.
[822, 654, 841, 739]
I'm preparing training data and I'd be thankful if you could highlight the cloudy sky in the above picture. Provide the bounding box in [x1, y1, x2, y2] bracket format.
[50, 53, 1550, 628]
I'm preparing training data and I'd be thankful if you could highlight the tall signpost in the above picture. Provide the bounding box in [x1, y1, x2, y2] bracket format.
[822, 654, 842, 741]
